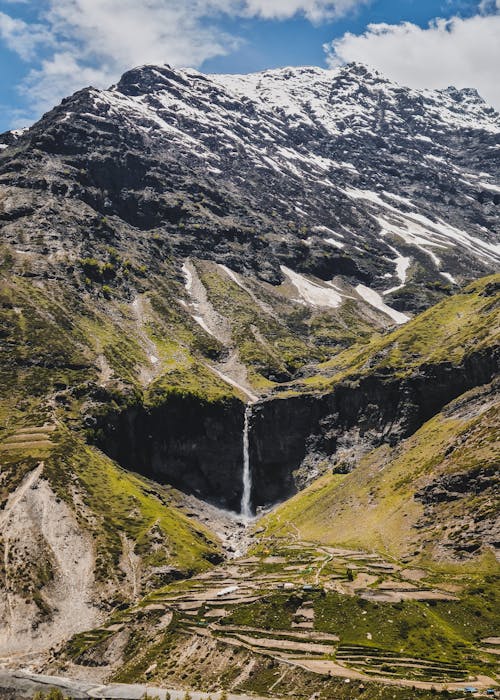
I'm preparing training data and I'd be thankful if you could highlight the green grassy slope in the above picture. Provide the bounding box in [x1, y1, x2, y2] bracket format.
[0, 264, 227, 618]
[256, 274, 499, 567]
[258, 380, 499, 565]
[0, 427, 221, 601]
[196, 260, 380, 388]
[288, 273, 499, 393]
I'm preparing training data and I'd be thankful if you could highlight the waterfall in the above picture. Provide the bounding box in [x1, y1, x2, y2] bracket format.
[240, 404, 252, 519]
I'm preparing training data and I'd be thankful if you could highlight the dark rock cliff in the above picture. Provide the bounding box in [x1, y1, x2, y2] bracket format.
[92, 394, 245, 511]
[89, 346, 498, 513]
[248, 346, 499, 508]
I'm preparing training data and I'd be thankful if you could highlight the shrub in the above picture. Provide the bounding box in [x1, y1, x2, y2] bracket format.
[79, 257, 101, 280]
[101, 262, 116, 280]
[32, 689, 66, 700]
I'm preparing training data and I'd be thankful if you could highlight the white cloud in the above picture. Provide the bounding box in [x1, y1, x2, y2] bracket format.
[44, 0, 235, 70]
[0, 12, 53, 61]
[325, 13, 500, 110]
[19, 52, 117, 112]
[241, 0, 368, 22]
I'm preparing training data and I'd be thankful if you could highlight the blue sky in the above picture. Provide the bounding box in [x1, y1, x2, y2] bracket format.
[0, 0, 499, 131]
[202, 1, 480, 73]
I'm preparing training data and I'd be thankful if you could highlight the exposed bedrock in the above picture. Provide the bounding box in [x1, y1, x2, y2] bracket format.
[92, 395, 246, 512]
[249, 347, 499, 508]
[91, 347, 498, 513]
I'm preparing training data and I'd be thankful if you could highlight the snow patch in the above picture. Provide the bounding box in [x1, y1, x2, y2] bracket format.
[182, 263, 193, 293]
[441, 272, 457, 285]
[281, 266, 343, 308]
[356, 284, 409, 325]
[346, 186, 500, 266]
[383, 245, 411, 295]
[478, 181, 500, 194]
[312, 225, 344, 239]
[325, 238, 345, 249]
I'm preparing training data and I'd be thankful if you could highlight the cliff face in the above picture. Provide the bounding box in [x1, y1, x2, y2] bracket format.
[259, 377, 499, 564]
[94, 395, 245, 511]
[249, 345, 499, 509]
[88, 339, 498, 514]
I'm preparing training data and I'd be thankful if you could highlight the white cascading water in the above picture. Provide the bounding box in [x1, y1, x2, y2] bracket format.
[240, 404, 252, 519]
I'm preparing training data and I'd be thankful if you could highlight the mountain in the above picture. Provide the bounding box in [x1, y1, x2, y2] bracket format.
[0, 62, 498, 696]
[41, 276, 498, 699]
[1, 62, 499, 302]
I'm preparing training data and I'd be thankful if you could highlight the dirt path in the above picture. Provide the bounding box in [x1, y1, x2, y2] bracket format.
[314, 550, 333, 585]
[235, 634, 333, 655]
[209, 625, 339, 643]
[0, 671, 276, 700]
[0, 463, 44, 529]
[285, 659, 497, 692]
[208, 363, 258, 403]
[120, 534, 141, 601]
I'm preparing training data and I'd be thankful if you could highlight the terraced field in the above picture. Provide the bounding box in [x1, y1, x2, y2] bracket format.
[0, 424, 56, 453]
[61, 541, 499, 696]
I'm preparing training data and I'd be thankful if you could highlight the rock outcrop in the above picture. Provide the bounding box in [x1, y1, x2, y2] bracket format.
[249, 346, 499, 508]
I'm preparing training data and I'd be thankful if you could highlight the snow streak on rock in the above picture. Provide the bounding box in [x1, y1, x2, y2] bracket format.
[356, 284, 410, 325]
[281, 266, 343, 308]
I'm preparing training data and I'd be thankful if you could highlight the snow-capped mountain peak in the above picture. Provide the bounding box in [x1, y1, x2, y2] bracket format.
[0, 62, 498, 313]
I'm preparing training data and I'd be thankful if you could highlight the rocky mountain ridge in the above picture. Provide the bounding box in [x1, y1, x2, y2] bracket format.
[1, 62, 499, 304]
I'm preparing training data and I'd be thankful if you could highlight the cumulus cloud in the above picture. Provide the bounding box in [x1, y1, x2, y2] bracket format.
[241, 0, 368, 22]
[0, 12, 53, 61]
[325, 12, 500, 110]
[0, 0, 369, 124]
[18, 52, 117, 113]
[5, 0, 237, 115]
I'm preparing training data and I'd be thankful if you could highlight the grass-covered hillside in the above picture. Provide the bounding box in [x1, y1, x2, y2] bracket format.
[1, 238, 498, 667]
[0, 242, 391, 655]
[258, 379, 499, 566]
[0, 420, 222, 656]
[288, 273, 499, 393]
[0, 255, 233, 655]
[58, 534, 499, 699]
[256, 275, 499, 566]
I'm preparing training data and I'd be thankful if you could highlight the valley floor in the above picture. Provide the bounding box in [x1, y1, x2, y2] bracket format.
[17, 526, 494, 700]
